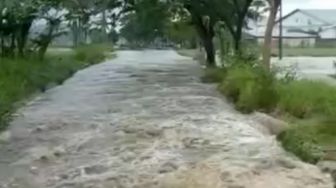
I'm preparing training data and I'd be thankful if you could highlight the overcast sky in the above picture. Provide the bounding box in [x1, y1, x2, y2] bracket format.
[284, 0, 336, 14]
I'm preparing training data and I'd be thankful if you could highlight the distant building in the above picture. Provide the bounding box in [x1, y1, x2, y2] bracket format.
[248, 9, 336, 47]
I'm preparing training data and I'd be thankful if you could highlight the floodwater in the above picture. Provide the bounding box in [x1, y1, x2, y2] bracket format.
[0, 50, 333, 188]
[273, 56, 336, 83]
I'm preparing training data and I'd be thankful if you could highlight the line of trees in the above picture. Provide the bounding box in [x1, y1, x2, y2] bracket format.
[118, 0, 281, 70]
[1, 0, 281, 69]
[173, 0, 281, 69]
[0, 0, 122, 59]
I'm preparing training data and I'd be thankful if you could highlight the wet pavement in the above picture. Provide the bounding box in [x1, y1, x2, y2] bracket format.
[0, 50, 333, 188]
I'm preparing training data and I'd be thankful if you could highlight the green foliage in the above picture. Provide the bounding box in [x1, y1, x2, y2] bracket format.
[120, 0, 169, 44]
[167, 19, 197, 49]
[211, 58, 336, 163]
[218, 63, 278, 113]
[74, 44, 112, 64]
[278, 125, 322, 164]
[277, 116, 336, 163]
[0, 51, 105, 130]
[201, 68, 227, 83]
[277, 80, 336, 118]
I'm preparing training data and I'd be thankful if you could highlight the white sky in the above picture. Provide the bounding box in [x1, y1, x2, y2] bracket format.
[284, 0, 336, 14]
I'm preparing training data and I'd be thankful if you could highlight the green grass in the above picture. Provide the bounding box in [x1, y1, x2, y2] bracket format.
[201, 68, 227, 83]
[209, 58, 336, 163]
[278, 117, 336, 163]
[272, 47, 336, 57]
[0, 44, 113, 130]
[74, 43, 113, 64]
[218, 63, 278, 113]
[278, 123, 322, 163]
[277, 80, 336, 118]
[277, 81, 336, 163]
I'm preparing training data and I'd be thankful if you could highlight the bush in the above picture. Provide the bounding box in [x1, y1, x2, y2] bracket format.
[74, 43, 113, 64]
[201, 68, 226, 83]
[277, 80, 336, 118]
[218, 64, 278, 113]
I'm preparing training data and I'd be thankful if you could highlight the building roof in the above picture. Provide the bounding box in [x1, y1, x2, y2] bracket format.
[247, 9, 336, 39]
[279, 9, 336, 25]
[301, 9, 336, 24]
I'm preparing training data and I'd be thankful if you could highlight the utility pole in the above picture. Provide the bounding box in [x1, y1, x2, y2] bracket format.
[278, 0, 283, 60]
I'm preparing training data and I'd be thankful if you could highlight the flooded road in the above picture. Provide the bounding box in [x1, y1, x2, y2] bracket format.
[0, 50, 333, 188]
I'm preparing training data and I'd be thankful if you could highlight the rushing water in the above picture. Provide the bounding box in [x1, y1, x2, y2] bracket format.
[0, 50, 333, 188]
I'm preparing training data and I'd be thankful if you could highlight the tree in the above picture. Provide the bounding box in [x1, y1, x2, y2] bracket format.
[0, 0, 39, 57]
[217, 0, 254, 53]
[0, 0, 70, 58]
[166, 19, 197, 49]
[120, 0, 169, 46]
[32, 9, 66, 60]
[180, 0, 220, 67]
[173, 0, 255, 66]
[0, 0, 123, 59]
[262, 0, 280, 70]
[62, 0, 119, 46]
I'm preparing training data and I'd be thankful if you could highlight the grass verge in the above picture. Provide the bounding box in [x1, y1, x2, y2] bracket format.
[0, 44, 113, 130]
[272, 47, 336, 57]
[207, 58, 336, 164]
[201, 67, 227, 83]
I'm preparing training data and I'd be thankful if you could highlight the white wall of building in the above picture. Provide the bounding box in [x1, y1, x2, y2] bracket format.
[320, 28, 336, 39]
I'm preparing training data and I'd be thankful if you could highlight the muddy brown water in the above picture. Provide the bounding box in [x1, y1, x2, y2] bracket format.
[0, 50, 333, 188]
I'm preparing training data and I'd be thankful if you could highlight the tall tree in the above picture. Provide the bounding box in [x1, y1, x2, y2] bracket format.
[173, 0, 254, 66]
[120, 0, 169, 45]
[216, 0, 254, 53]
[181, 0, 220, 67]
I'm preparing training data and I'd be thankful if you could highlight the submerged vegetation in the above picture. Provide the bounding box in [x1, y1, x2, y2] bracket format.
[0, 45, 111, 130]
[201, 56, 336, 164]
[0, 0, 117, 129]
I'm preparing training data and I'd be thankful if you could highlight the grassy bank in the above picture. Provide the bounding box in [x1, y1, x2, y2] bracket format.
[272, 47, 336, 57]
[0, 44, 112, 130]
[204, 61, 336, 163]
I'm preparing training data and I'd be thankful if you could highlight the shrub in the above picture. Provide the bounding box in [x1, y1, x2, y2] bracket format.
[74, 43, 113, 64]
[201, 68, 226, 83]
[218, 64, 278, 113]
[277, 80, 336, 118]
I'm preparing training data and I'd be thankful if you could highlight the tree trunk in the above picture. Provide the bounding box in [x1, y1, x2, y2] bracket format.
[17, 19, 34, 57]
[232, 21, 243, 54]
[0, 36, 3, 56]
[102, 10, 108, 42]
[194, 18, 216, 67]
[233, 35, 241, 54]
[202, 35, 215, 67]
[263, 0, 280, 70]
[17, 29, 29, 57]
[72, 20, 79, 47]
[38, 44, 49, 60]
[9, 34, 16, 57]
[38, 23, 55, 60]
